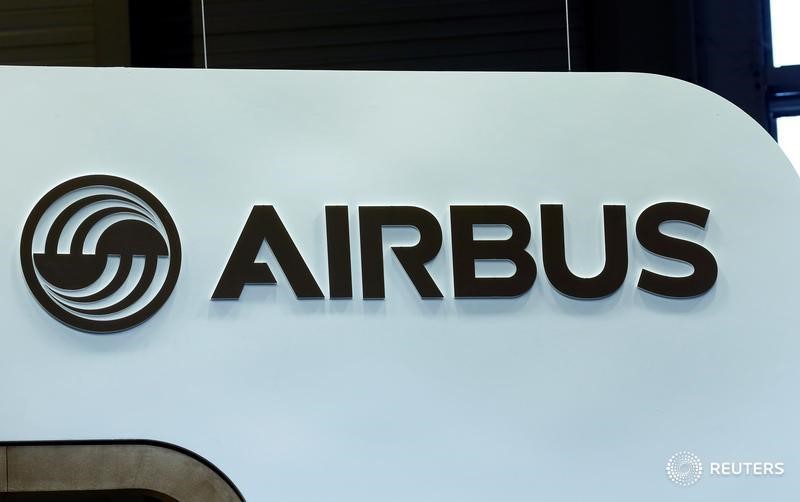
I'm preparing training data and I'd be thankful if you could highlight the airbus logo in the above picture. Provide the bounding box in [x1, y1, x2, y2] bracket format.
[20, 175, 181, 333]
[21, 175, 718, 333]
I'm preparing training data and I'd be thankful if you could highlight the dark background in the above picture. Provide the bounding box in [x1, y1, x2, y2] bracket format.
[0, 0, 794, 134]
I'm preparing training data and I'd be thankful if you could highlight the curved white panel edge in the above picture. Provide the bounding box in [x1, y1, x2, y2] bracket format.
[0, 67, 797, 501]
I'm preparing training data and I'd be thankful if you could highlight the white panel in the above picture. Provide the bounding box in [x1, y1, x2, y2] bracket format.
[0, 67, 797, 501]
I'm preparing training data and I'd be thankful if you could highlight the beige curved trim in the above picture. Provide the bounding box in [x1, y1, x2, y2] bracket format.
[0, 443, 243, 501]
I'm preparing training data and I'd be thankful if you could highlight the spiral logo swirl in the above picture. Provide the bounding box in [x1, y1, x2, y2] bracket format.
[666, 451, 703, 487]
[21, 175, 181, 333]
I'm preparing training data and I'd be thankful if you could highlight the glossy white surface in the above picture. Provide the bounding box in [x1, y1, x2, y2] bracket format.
[0, 67, 797, 501]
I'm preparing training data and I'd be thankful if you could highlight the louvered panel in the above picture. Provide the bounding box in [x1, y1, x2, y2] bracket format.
[0, 0, 581, 70]
[0, 6, 93, 31]
[0, 1, 95, 66]
[0, 42, 95, 64]
[197, 0, 583, 71]
[0, 26, 93, 48]
[319, 47, 570, 70]
[211, 29, 569, 68]
[208, 13, 566, 53]
[204, 0, 569, 34]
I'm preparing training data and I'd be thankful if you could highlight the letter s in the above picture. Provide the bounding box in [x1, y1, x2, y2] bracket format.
[636, 202, 717, 298]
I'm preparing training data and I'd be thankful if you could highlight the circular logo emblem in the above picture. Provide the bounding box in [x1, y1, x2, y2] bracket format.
[666, 451, 703, 487]
[20, 175, 181, 333]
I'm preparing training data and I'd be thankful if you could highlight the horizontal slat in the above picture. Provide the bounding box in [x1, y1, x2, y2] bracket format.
[0, 26, 93, 48]
[2, 56, 96, 66]
[207, 30, 569, 68]
[205, 0, 566, 15]
[0, 42, 95, 63]
[768, 65, 800, 93]
[204, 0, 568, 34]
[0, 6, 92, 31]
[206, 13, 566, 53]
[770, 93, 800, 115]
[0, 0, 91, 11]
[313, 47, 572, 70]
